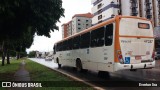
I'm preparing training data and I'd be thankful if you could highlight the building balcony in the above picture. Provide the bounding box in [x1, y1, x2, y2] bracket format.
[131, 9, 138, 16]
[146, 12, 152, 15]
[130, 4, 138, 8]
[146, 15, 152, 19]
[130, 0, 137, 3]
[145, 6, 152, 10]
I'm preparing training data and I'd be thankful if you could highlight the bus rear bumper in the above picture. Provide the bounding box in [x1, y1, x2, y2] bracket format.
[114, 61, 155, 71]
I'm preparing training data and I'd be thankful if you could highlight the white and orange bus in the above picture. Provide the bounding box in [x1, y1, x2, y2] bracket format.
[53, 15, 155, 73]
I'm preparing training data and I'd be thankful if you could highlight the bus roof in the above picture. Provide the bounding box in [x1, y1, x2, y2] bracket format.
[55, 15, 150, 44]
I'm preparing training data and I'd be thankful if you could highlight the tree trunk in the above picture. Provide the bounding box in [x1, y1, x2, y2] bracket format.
[7, 49, 10, 64]
[2, 52, 5, 66]
[16, 52, 18, 60]
[16, 52, 20, 60]
[2, 41, 5, 66]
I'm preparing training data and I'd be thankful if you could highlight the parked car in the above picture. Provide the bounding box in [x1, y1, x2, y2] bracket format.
[45, 56, 52, 61]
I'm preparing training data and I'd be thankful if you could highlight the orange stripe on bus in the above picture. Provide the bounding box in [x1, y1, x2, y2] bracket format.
[114, 16, 121, 63]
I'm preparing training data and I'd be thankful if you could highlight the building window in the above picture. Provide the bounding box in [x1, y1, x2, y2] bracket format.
[97, 3, 102, 9]
[78, 23, 81, 25]
[86, 20, 89, 22]
[86, 24, 89, 27]
[98, 15, 102, 20]
[78, 19, 81, 21]
[78, 28, 81, 30]
[98, 9, 102, 14]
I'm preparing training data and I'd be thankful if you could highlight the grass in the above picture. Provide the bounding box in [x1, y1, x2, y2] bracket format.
[0, 59, 22, 90]
[0, 58, 94, 90]
[25, 59, 94, 90]
[25, 59, 69, 81]
[0, 59, 21, 81]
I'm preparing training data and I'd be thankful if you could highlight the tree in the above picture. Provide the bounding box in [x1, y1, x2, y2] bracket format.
[28, 51, 36, 58]
[0, 0, 64, 65]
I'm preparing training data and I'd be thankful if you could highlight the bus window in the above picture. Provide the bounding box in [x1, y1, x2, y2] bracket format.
[105, 24, 113, 46]
[91, 27, 105, 47]
[56, 43, 60, 51]
[73, 36, 80, 49]
[59, 42, 63, 51]
[80, 32, 90, 49]
[63, 40, 68, 51]
[68, 38, 73, 50]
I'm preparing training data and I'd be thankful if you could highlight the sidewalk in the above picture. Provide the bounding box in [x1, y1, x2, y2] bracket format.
[8, 60, 31, 90]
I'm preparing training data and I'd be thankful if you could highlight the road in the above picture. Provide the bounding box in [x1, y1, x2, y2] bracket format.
[29, 58, 160, 90]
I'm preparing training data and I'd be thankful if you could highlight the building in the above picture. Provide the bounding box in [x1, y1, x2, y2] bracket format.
[91, 0, 160, 27]
[62, 13, 93, 39]
[61, 21, 72, 39]
[61, 24, 67, 39]
[91, 0, 119, 25]
[72, 13, 93, 34]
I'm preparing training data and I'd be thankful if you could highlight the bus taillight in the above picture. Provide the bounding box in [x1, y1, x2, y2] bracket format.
[117, 50, 124, 64]
[152, 51, 155, 60]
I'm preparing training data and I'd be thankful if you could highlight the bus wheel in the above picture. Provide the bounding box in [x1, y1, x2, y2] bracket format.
[56, 58, 61, 69]
[98, 71, 110, 79]
[76, 59, 82, 72]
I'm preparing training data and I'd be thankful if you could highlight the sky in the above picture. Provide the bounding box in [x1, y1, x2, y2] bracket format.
[26, 0, 92, 53]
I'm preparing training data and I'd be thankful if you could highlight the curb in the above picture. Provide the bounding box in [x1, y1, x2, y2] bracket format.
[30, 59, 105, 90]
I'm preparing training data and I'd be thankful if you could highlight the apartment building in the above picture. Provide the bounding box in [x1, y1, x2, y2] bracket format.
[61, 24, 67, 39]
[62, 13, 93, 39]
[91, 0, 119, 25]
[61, 21, 72, 39]
[91, 0, 160, 27]
[72, 13, 93, 34]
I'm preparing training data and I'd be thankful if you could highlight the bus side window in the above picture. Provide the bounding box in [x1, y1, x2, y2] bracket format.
[59, 42, 63, 51]
[80, 32, 90, 49]
[68, 38, 73, 50]
[73, 36, 80, 49]
[56, 43, 59, 51]
[91, 26, 104, 47]
[105, 24, 113, 46]
[63, 40, 66, 51]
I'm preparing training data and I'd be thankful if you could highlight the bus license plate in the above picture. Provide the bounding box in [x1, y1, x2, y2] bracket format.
[135, 56, 142, 60]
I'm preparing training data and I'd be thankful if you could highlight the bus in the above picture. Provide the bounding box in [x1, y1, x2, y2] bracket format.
[53, 15, 155, 73]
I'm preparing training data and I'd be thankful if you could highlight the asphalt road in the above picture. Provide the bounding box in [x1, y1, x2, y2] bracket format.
[29, 58, 160, 90]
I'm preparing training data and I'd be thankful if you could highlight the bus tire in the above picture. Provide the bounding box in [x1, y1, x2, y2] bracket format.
[76, 59, 83, 72]
[130, 69, 137, 71]
[56, 58, 61, 69]
[98, 71, 110, 79]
